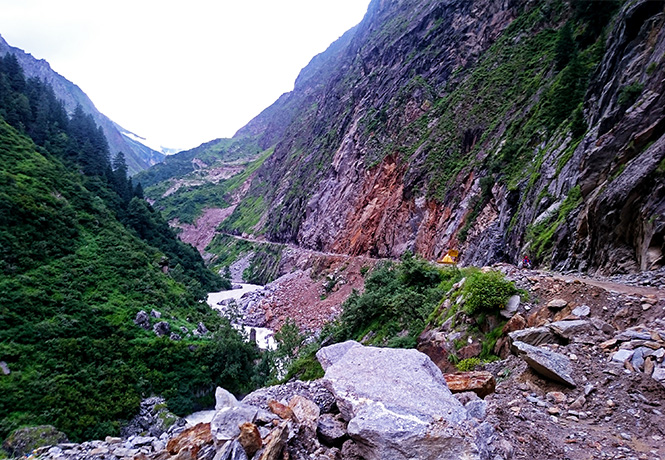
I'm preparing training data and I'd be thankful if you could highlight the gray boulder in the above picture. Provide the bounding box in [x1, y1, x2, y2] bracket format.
[134, 310, 150, 330]
[320, 343, 493, 460]
[511, 341, 576, 387]
[549, 320, 593, 341]
[215, 387, 239, 411]
[317, 413, 348, 446]
[0, 361, 9, 375]
[153, 321, 170, 337]
[316, 340, 361, 370]
[499, 294, 521, 318]
[211, 405, 258, 444]
[216, 440, 248, 460]
[572, 305, 591, 317]
[508, 327, 557, 347]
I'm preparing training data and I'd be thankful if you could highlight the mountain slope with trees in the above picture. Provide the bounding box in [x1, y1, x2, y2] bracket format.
[0, 34, 164, 175]
[0, 53, 260, 442]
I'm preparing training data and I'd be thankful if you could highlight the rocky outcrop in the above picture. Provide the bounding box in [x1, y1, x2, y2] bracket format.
[319, 343, 497, 460]
[2, 426, 68, 457]
[121, 397, 180, 438]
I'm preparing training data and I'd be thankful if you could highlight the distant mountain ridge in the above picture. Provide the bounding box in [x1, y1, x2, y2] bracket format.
[0, 34, 164, 174]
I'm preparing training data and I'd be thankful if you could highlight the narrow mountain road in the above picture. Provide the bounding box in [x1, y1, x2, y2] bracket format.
[549, 273, 665, 300]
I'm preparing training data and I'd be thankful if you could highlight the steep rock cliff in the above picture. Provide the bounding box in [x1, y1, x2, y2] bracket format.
[151, 0, 664, 276]
[218, 0, 663, 275]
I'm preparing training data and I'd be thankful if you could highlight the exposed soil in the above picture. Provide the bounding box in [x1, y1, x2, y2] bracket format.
[240, 249, 379, 332]
[172, 206, 236, 254]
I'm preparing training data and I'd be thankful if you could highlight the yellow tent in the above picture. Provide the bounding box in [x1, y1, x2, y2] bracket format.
[437, 249, 459, 265]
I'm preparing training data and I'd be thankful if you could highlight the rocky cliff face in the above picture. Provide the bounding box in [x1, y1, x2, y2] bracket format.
[0, 34, 164, 174]
[154, 0, 665, 276]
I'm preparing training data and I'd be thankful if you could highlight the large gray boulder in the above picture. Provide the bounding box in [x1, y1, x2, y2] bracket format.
[319, 343, 494, 460]
[511, 341, 576, 387]
[508, 327, 557, 347]
[316, 340, 361, 370]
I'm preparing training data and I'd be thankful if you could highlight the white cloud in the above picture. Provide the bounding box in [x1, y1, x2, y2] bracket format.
[0, 0, 370, 150]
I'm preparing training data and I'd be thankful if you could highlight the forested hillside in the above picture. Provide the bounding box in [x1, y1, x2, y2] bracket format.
[0, 35, 164, 175]
[0, 54, 260, 442]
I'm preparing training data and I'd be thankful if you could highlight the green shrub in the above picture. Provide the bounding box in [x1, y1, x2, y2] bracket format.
[646, 62, 658, 75]
[456, 357, 481, 372]
[461, 270, 519, 316]
[332, 254, 449, 346]
[617, 82, 644, 108]
[281, 347, 325, 382]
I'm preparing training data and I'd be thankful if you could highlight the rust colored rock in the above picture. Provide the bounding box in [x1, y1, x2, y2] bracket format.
[167, 423, 213, 458]
[493, 336, 511, 359]
[289, 395, 320, 428]
[527, 306, 552, 328]
[268, 399, 296, 421]
[416, 331, 457, 374]
[502, 313, 527, 334]
[259, 421, 289, 460]
[444, 371, 496, 398]
[458, 342, 482, 360]
[238, 422, 262, 458]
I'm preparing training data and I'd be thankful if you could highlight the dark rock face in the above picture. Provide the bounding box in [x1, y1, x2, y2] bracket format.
[211, 0, 665, 277]
[565, 0, 665, 274]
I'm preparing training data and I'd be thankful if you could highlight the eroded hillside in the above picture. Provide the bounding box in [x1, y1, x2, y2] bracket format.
[162, 0, 664, 277]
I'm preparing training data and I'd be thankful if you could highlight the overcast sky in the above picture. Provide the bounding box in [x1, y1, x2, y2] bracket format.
[0, 0, 371, 152]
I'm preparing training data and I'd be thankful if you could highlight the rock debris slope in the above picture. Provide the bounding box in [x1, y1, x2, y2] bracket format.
[20, 265, 665, 460]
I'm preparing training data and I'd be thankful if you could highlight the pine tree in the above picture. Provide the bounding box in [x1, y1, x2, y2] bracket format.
[133, 182, 144, 199]
[554, 22, 575, 71]
[112, 151, 130, 201]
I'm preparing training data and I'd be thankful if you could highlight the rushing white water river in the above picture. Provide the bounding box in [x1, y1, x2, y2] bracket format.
[185, 409, 216, 426]
[206, 283, 277, 351]
[206, 283, 263, 304]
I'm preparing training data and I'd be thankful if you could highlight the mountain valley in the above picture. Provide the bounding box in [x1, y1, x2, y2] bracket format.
[2, 0, 665, 458]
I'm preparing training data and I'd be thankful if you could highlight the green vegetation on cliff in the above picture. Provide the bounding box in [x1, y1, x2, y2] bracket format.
[284, 255, 520, 380]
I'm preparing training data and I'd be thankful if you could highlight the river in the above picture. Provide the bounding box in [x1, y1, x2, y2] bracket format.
[185, 284, 276, 427]
[206, 283, 277, 351]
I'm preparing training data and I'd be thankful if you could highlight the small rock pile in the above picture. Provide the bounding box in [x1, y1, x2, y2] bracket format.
[602, 321, 665, 386]
[607, 266, 665, 289]
[120, 397, 181, 438]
